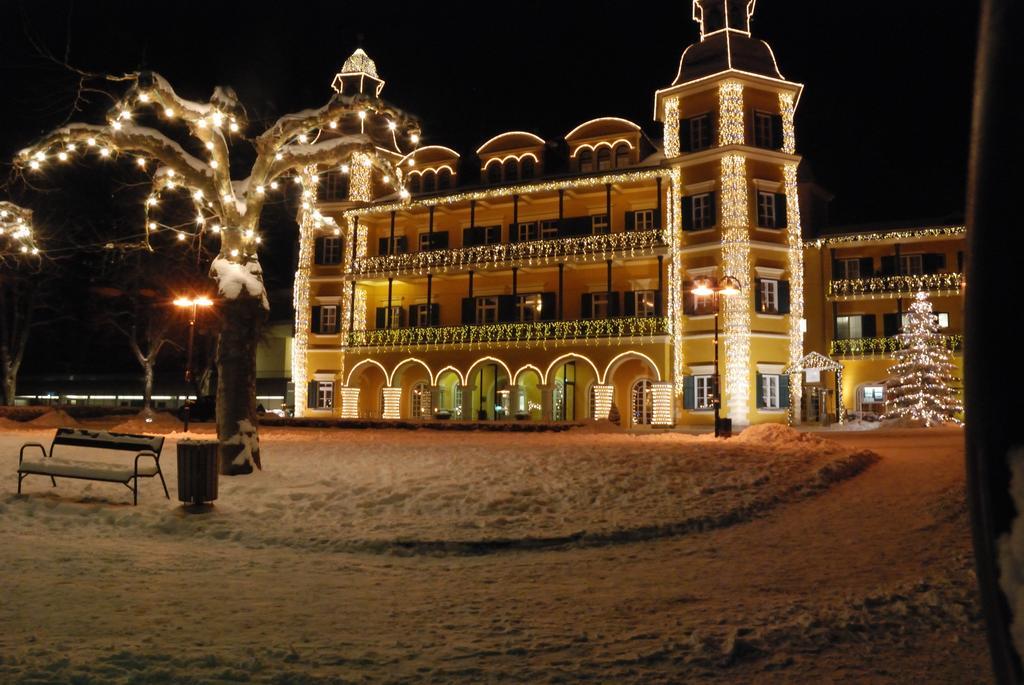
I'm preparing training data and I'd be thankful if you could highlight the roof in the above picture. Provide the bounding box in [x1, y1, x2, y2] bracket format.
[673, 31, 782, 85]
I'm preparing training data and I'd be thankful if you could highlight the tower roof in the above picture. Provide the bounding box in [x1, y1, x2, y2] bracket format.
[332, 48, 385, 96]
[341, 48, 379, 79]
[673, 0, 783, 85]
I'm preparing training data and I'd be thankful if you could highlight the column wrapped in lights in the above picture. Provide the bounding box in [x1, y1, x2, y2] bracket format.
[668, 168, 686, 396]
[720, 154, 751, 425]
[592, 385, 614, 421]
[651, 382, 675, 426]
[340, 387, 361, 419]
[778, 92, 797, 155]
[381, 386, 402, 420]
[663, 97, 680, 158]
[349, 153, 373, 202]
[291, 168, 319, 417]
[783, 163, 805, 424]
[718, 82, 745, 146]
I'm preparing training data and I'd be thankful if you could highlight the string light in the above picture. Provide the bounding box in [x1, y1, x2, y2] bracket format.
[829, 273, 963, 299]
[663, 97, 680, 158]
[381, 387, 402, 419]
[779, 92, 797, 154]
[720, 154, 751, 425]
[0, 202, 40, 257]
[830, 334, 962, 358]
[592, 385, 614, 420]
[718, 81, 744, 145]
[783, 163, 805, 424]
[651, 382, 675, 426]
[340, 388, 361, 418]
[808, 225, 965, 248]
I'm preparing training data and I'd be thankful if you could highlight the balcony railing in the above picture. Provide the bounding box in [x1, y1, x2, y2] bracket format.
[830, 334, 963, 357]
[346, 316, 668, 348]
[828, 272, 963, 300]
[349, 229, 664, 277]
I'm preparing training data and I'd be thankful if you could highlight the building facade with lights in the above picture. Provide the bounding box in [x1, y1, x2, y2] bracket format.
[290, 0, 813, 428]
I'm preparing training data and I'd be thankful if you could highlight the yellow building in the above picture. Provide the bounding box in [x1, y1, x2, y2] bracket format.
[283, 2, 964, 428]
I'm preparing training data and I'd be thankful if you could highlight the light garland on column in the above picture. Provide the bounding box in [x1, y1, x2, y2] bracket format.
[783, 163, 804, 425]
[779, 92, 796, 155]
[291, 168, 320, 418]
[381, 386, 402, 419]
[354, 286, 367, 332]
[340, 387, 361, 418]
[663, 97, 680, 158]
[651, 381, 675, 426]
[349, 153, 374, 202]
[668, 168, 686, 396]
[718, 82, 745, 146]
[721, 154, 751, 425]
[592, 385, 614, 420]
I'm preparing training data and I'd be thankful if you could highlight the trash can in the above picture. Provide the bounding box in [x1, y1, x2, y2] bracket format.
[177, 439, 219, 505]
[716, 417, 733, 438]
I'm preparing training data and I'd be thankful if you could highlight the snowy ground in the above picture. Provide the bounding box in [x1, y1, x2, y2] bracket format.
[0, 421, 986, 683]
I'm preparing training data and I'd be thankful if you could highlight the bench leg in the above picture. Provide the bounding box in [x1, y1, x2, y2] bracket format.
[17, 473, 23, 494]
[157, 468, 169, 499]
[133, 477, 138, 506]
[50, 476, 57, 487]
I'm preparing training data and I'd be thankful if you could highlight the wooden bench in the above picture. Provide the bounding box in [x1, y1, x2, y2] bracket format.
[17, 428, 169, 505]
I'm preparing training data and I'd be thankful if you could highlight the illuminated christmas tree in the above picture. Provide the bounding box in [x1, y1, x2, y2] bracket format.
[884, 292, 963, 426]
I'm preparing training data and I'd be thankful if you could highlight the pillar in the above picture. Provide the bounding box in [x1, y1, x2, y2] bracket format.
[458, 383, 474, 421]
[381, 386, 402, 420]
[340, 387, 361, 419]
[651, 381, 675, 426]
[592, 384, 614, 420]
[428, 385, 442, 418]
[537, 383, 555, 422]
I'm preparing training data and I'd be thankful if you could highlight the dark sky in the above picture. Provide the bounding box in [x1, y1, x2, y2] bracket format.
[0, 1, 981, 377]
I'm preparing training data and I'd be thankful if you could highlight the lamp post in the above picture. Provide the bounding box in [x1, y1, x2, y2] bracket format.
[692, 276, 741, 437]
[173, 295, 214, 430]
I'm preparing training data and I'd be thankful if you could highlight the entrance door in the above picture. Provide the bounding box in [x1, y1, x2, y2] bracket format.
[631, 379, 654, 426]
[554, 361, 576, 421]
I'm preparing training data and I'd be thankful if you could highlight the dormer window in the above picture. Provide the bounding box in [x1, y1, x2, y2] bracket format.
[597, 147, 612, 171]
[614, 144, 631, 168]
[503, 159, 519, 182]
[578, 149, 594, 173]
[408, 175, 422, 194]
[422, 171, 436, 193]
[487, 162, 501, 185]
[438, 168, 452, 190]
[521, 156, 536, 179]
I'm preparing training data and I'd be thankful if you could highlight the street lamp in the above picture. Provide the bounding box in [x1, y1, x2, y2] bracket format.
[692, 275, 742, 437]
[174, 295, 214, 430]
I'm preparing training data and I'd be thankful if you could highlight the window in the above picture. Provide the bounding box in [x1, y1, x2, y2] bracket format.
[688, 114, 712, 151]
[633, 210, 655, 231]
[319, 305, 337, 334]
[835, 315, 864, 340]
[475, 297, 498, 324]
[540, 219, 560, 239]
[465, 225, 501, 246]
[486, 162, 501, 184]
[757, 191, 776, 228]
[753, 111, 774, 148]
[316, 381, 334, 410]
[318, 170, 348, 202]
[899, 254, 924, 275]
[935, 312, 949, 329]
[838, 259, 861, 280]
[517, 222, 538, 242]
[578, 149, 594, 173]
[384, 306, 403, 329]
[597, 147, 612, 171]
[437, 168, 452, 190]
[516, 293, 544, 322]
[760, 279, 779, 313]
[860, 385, 885, 414]
[503, 159, 519, 182]
[410, 382, 430, 419]
[692, 193, 714, 230]
[634, 290, 658, 318]
[422, 171, 436, 193]
[591, 214, 610, 235]
[592, 292, 610, 318]
[418, 232, 441, 252]
[409, 175, 422, 194]
[316, 236, 342, 265]
[521, 156, 536, 179]
[692, 375, 713, 409]
[414, 304, 434, 327]
[631, 379, 654, 426]
[692, 293, 713, 314]
[614, 144, 630, 168]
[762, 374, 781, 409]
[378, 236, 407, 255]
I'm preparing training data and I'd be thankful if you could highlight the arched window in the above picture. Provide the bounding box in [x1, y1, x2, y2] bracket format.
[631, 379, 654, 426]
[487, 162, 502, 184]
[520, 156, 536, 179]
[578, 149, 594, 173]
[596, 147, 612, 171]
[422, 170, 436, 193]
[410, 382, 430, 419]
[408, 175, 421, 194]
[503, 159, 519, 182]
[614, 144, 631, 168]
[437, 168, 452, 190]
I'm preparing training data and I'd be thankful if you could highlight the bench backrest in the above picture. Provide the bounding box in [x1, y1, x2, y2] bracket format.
[51, 428, 164, 455]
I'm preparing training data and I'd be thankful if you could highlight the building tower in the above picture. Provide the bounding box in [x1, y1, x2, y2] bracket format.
[655, 0, 805, 426]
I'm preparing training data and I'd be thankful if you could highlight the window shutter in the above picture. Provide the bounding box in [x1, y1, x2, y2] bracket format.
[771, 114, 784, 149]
[681, 196, 694, 231]
[706, 117, 715, 149]
[923, 253, 945, 274]
[432, 231, 449, 250]
[507, 223, 518, 243]
[375, 307, 386, 329]
[540, 292, 557, 321]
[683, 280, 696, 315]
[754, 278, 763, 312]
[307, 381, 318, 409]
[683, 376, 695, 410]
[653, 209, 662, 230]
[883, 313, 901, 337]
[430, 303, 440, 326]
[581, 293, 593, 319]
[756, 373, 765, 409]
[957, 251, 964, 272]
[775, 193, 788, 228]
[395, 236, 408, 254]
[314, 238, 325, 265]
[498, 295, 516, 323]
[859, 257, 874, 276]
[624, 211, 636, 232]
[654, 290, 663, 317]
[408, 305, 419, 328]
[378, 237, 389, 255]
[779, 374, 790, 409]
[880, 256, 897, 276]
[624, 292, 636, 317]
[831, 259, 843, 278]
[463, 227, 478, 247]
[608, 291, 621, 317]
[708, 192, 717, 227]
[778, 280, 791, 314]
[861, 314, 877, 338]
[461, 297, 475, 325]
[311, 306, 322, 333]
[680, 118, 692, 153]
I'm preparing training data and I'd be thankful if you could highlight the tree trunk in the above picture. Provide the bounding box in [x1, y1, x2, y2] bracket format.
[143, 362, 154, 412]
[215, 295, 266, 475]
[3, 371, 15, 407]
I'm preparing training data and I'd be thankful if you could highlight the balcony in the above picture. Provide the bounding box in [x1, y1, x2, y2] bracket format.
[829, 334, 963, 357]
[827, 273, 963, 300]
[349, 229, 664, 278]
[346, 316, 668, 348]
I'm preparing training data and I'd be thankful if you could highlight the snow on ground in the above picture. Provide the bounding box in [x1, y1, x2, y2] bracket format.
[0, 423, 986, 683]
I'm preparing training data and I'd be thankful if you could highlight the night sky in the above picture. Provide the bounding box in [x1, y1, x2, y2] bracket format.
[0, 1, 981, 376]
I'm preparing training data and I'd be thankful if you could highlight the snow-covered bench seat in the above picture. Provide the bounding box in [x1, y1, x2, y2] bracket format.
[16, 428, 169, 505]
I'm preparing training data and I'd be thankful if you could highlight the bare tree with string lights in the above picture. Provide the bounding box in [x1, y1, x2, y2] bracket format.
[13, 58, 420, 473]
